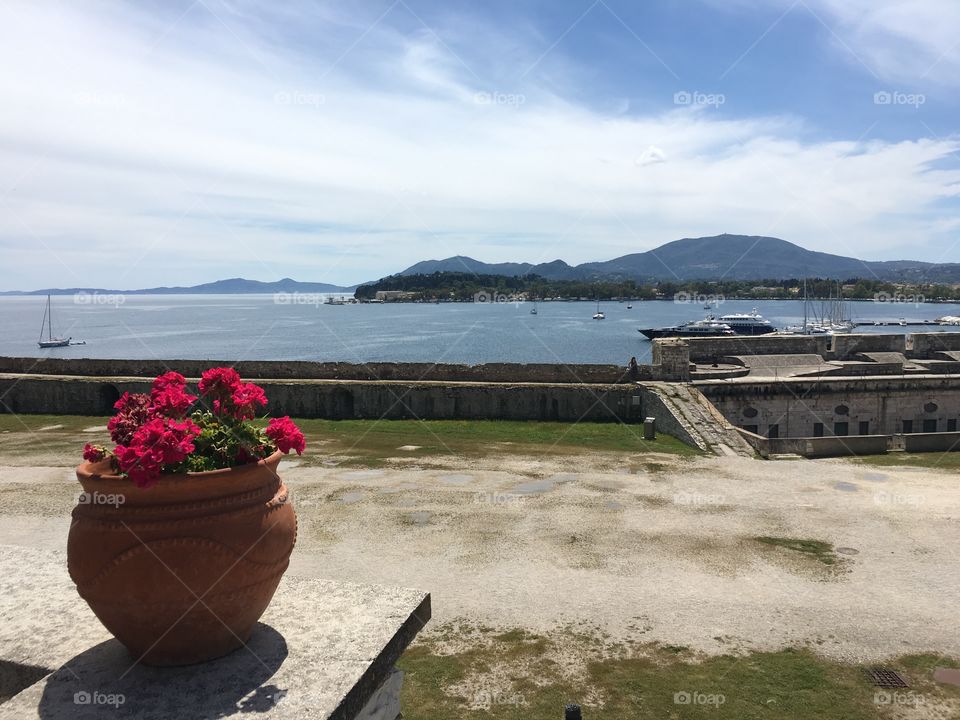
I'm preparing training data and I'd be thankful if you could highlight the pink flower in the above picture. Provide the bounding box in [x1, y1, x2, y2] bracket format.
[230, 382, 267, 420]
[265, 416, 305, 455]
[82, 443, 107, 463]
[115, 417, 200, 488]
[198, 367, 241, 399]
[150, 383, 197, 418]
[107, 392, 153, 446]
[152, 371, 187, 392]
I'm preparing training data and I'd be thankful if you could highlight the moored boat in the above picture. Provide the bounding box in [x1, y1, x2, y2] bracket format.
[715, 309, 776, 335]
[37, 295, 72, 348]
[639, 317, 735, 340]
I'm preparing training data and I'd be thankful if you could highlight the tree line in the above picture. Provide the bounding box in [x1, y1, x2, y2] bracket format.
[354, 272, 960, 302]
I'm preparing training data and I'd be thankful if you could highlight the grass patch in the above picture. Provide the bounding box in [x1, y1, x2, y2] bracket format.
[398, 627, 960, 719]
[0, 415, 697, 467]
[753, 537, 838, 566]
[853, 452, 960, 471]
[293, 418, 698, 465]
[0, 414, 109, 434]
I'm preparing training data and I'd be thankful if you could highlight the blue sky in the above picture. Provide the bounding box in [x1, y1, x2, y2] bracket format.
[1, 0, 958, 288]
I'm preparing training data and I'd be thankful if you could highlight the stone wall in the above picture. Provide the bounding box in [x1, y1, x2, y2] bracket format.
[737, 428, 890, 458]
[0, 357, 631, 385]
[902, 431, 960, 453]
[828, 333, 906, 358]
[699, 376, 960, 438]
[679, 335, 828, 362]
[911, 333, 960, 357]
[0, 374, 645, 423]
[674, 332, 957, 363]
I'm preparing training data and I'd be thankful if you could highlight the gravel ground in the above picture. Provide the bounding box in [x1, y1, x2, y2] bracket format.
[2, 451, 958, 664]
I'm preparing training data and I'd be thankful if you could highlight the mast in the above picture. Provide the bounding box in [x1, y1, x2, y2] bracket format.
[39, 296, 49, 343]
[803, 279, 807, 332]
[48, 295, 53, 340]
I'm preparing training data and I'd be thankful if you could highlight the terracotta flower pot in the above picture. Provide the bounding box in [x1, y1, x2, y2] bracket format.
[68, 451, 297, 666]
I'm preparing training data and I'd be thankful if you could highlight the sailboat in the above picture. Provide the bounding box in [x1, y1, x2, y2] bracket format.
[530, 298, 538, 315]
[592, 296, 605, 320]
[781, 279, 853, 335]
[37, 295, 71, 348]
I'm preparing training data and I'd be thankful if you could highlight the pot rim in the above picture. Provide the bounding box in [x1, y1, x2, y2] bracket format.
[74, 450, 288, 503]
[77, 449, 285, 484]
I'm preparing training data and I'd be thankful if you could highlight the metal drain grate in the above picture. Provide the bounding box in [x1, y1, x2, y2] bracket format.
[866, 668, 909, 688]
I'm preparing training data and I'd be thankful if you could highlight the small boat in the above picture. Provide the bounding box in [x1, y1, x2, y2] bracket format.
[530, 301, 538, 315]
[592, 296, 605, 320]
[626, 304, 633, 309]
[37, 295, 72, 348]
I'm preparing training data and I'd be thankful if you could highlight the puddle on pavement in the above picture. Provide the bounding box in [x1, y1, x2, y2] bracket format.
[862, 472, 888, 482]
[603, 500, 624, 511]
[836, 547, 860, 555]
[381, 483, 418, 494]
[337, 491, 367, 504]
[406, 510, 432, 525]
[834, 481, 859, 492]
[511, 474, 577, 495]
[342, 470, 385, 480]
[511, 479, 558, 495]
[439, 474, 473, 485]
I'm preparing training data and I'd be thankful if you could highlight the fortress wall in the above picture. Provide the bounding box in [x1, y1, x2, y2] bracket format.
[680, 335, 827, 362]
[0, 375, 645, 424]
[827, 334, 906, 358]
[911, 333, 960, 357]
[0, 357, 630, 385]
[698, 376, 960, 438]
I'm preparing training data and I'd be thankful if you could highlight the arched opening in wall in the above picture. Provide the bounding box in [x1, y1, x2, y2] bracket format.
[924, 402, 938, 413]
[332, 389, 354, 419]
[98, 384, 121, 414]
[835, 404, 849, 416]
[742, 406, 758, 419]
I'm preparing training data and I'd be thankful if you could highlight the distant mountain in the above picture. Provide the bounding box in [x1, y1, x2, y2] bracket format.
[8, 235, 959, 295]
[399, 255, 578, 279]
[0, 277, 356, 296]
[396, 235, 960, 283]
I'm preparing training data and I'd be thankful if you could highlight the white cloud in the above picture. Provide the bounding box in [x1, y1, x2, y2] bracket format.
[0, 1, 958, 289]
[707, 0, 960, 86]
[810, 0, 960, 85]
[635, 146, 667, 167]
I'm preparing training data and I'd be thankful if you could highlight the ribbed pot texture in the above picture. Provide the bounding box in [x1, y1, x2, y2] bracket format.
[68, 451, 297, 666]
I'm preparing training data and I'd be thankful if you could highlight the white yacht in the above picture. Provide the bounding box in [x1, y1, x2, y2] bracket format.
[715, 309, 776, 335]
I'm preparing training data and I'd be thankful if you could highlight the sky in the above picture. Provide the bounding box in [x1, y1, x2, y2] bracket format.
[1, 0, 959, 289]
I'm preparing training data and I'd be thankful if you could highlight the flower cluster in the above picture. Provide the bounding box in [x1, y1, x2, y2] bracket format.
[198, 367, 268, 420]
[83, 367, 305, 487]
[266, 417, 306, 455]
[149, 372, 197, 417]
[83, 443, 107, 463]
[107, 392, 152, 446]
[115, 418, 200, 487]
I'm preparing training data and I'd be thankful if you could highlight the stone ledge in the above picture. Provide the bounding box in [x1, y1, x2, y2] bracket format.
[0, 545, 429, 719]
